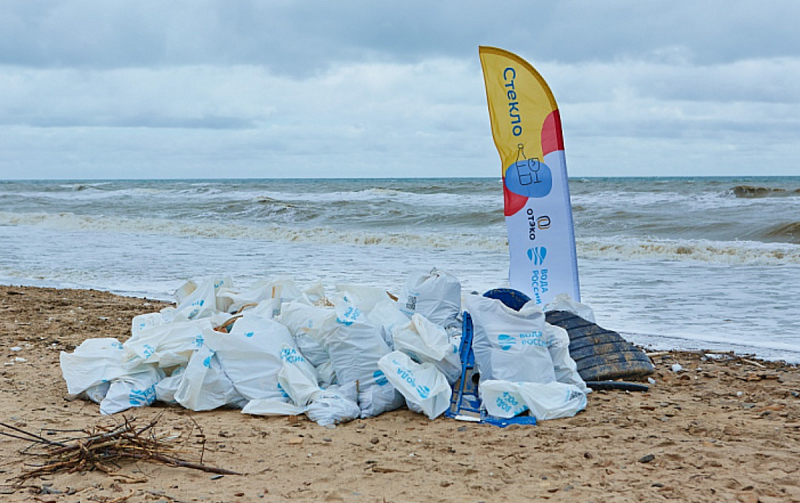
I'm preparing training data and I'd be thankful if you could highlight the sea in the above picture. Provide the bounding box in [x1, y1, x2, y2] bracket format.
[1, 177, 799, 363]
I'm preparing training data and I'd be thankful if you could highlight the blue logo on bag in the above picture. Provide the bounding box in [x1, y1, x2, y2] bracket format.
[527, 246, 547, 265]
[129, 385, 156, 407]
[336, 306, 361, 326]
[142, 344, 155, 358]
[187, 299, 205, 318]
[416, 385, 430, 399]
[203, 355, 213, 367]
[244, 331, 254, 338]
[498, 334, 517, 351]
[277, 383, 290, 399]
[373, 370, 388, 386]
[280, 347, 306, 364]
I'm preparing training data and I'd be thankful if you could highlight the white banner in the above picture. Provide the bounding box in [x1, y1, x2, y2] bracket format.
[479, 46, 580, 304]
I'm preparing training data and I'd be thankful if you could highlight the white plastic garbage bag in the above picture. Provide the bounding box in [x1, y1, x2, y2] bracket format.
[480, 379, 587, 421]
[174, 279, 198, 305]
[292, 332, 330, 368]
[392, 314, 461, 383]
[519, 380, 587, 420]
[378, 351, 452, 420]
[279, 301, 334, 367]
[130, 312, 166, 342]
[545, 323, 589, 393]
[367, 298, 410, 349]
[241, 399, 305, 417]
[315, 360, 336, 388]
[317, 299, 400, 417]
[84, 382, 111, 404]
[277, 344, 322, 407]
[155, 366, 185, 404]
[399, 268, 462, 328]
[247, 297, 281, 320]
[464, 293, 556, 384]
[100, 365, 165, 415]
[320, 299, 391, 386]
[303, 280, 327, 305]
[217, 279, 274, 314]
[203, 312, 296, 402]
[305, 389, 361, 428]
[123, 318, 217, 370]
[60, 338, 128, 396]
[357, 371, 406, 418]
[262, 277, 306, 312]
[174, 346, 247, 411]
[280, 301, 336, 344]
[335, 283, 390, 313]
[169, 276, 233, 321]
[478, 380, 529, 418]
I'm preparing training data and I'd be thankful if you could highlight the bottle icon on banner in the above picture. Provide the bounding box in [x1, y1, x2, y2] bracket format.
[504, 144, 553, 199]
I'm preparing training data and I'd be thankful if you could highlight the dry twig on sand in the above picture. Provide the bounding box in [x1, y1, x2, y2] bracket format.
[3, 414, 240, 485]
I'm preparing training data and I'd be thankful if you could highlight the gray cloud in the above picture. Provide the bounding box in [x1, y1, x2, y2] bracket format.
[1, 1, 799, 178]
[4, 1, 800, 71]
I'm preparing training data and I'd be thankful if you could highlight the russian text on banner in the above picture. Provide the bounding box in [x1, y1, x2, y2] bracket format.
[478, 46, 580, 305]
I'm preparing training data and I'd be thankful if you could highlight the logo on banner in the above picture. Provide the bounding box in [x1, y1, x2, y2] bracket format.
[504, 144, 553, 199]
[527, 246, 547, 265]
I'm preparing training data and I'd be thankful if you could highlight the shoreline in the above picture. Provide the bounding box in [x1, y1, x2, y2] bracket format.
[2, 285, 800, 502]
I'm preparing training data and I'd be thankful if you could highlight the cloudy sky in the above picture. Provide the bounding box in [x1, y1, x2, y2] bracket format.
[1, 0, 799, 179]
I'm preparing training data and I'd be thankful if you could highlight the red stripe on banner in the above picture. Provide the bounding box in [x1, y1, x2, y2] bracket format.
[503, 177, 528, 216]
[541, 109, 564, 156]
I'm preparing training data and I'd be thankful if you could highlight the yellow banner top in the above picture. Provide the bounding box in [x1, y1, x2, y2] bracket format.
[479, 46, 564, 216]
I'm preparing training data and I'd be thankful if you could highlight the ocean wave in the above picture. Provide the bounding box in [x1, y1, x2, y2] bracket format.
[0, 211, 509, 252]
[730, 185, 800, 198]
[266, 187, 497, 208]
[176, 187, 224, 196]
[58, 182, 111, 191]
[573, 189, 739, 212]
[763, 221, 800, 243]
[578, 237, 800, 265]
[4, 211, 800, 265]
[3, 187, 169, 201]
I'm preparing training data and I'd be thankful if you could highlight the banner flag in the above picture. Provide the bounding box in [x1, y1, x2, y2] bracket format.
[479, 46, 580, 305]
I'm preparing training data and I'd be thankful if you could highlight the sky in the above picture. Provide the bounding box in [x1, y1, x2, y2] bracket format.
[1, 0, 799, 179]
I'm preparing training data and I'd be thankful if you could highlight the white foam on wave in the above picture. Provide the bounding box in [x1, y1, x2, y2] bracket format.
[578, 236, 800, 265]
[574, 188, 799, 213]
[250, 187, 498, 209]
[2, 187, 168, 201]
[6, 211, 800, 265]
[0, 211, 508, 252]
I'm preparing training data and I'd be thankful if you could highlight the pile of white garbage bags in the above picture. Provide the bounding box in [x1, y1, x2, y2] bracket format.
[60, 268, 590, 427]
[464, 293, 589, 421]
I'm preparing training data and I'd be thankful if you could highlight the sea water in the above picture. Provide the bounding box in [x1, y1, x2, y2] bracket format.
[1, 177, 799, 362]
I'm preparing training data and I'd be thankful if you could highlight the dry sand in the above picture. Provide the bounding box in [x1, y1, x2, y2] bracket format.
[1, 285, 799, 503]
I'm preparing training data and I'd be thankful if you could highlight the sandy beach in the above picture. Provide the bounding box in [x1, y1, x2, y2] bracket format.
[1, 284, 799, 503]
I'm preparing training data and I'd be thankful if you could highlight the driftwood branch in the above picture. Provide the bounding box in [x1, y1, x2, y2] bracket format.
[0, 422, 67, 447]
[8, 415, 241, 484]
